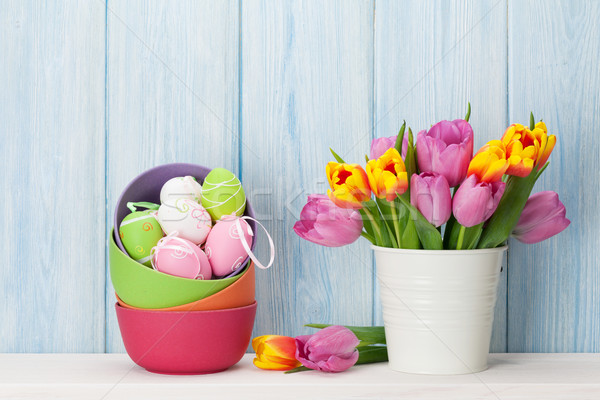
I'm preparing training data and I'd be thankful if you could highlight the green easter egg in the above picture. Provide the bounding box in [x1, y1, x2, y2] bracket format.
[201, 168, 246, 221]
[119, 210, 164, 267]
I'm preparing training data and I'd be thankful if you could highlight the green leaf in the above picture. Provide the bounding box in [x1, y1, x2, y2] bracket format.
[359, 208, 376, 238]
[401, 217, 421, 249]
[356, 346, 388, 365]
[375, 198, 398, 248]
[304, 324, 386, 344]
[477, 171, 539, 249]
[394, 121, 406, 154]
[529, 112, 535, 130]
[446, 222, 484, 250]
[330, 148, 345, 163]
[365, 154, 370, 163]
[442, 214, 456, 249]
[397, 196, 443, 250]
[465, 102, 471, 122]
[284, 366, 311, 374]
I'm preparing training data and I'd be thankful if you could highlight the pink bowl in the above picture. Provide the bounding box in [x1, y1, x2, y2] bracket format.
[115, 302, 257, 374]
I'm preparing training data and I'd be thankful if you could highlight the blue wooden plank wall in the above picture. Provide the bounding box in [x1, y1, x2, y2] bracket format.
[0, 0, 598, 353]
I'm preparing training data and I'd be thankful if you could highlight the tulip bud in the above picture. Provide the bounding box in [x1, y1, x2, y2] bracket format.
[468, 140, 510, 183]
[512, 191, 570, 244]
[295, 326, 359, 373]
[501, 122, 556, 177]
[416, 119, 474, 187]
[366, 148, 408, 202]
[252, 335, 301, 371]
[293, 194, 363, 247]
[453, 175, 505, 228]
[370, 135, 408, 160]
[410, 172, 451, 227]
[326, 162, 371, 209]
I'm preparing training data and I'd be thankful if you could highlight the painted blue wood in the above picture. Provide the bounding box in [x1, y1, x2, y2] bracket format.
[0, 0, 598, 354]
[374, 0, 509, 352]
[0, 0, 106, 352]
[241, 0, 375, 339]
[507, 0, 600, 352]
[105, 0, 240, 352]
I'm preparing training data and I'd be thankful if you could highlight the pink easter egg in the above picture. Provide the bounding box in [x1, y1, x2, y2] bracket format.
[205, 215, 254, 277]
[152, 236, 212, 280]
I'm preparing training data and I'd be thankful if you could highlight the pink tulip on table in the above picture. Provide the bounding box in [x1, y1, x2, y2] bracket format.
[295, 325, 360, 373]
[512, 191, 570, 244]
[452, 175, 505, 227]
[416, 119, 474, 187]
[293, 194, 363, 247]
[410, 172, 452, 227]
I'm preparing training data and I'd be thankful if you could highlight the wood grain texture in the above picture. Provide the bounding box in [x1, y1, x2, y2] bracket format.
[374, 0, 509, 351]
[241, 0, 375, 339]
[0, 0, 106, 352]
[507, 0, 600, 352]
[105, 0, 239, 352]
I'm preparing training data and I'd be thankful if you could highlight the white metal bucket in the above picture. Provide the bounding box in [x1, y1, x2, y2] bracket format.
[373, 245, 507, 374]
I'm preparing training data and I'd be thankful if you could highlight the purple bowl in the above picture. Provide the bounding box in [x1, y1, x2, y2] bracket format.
[113, 163, 255, 278]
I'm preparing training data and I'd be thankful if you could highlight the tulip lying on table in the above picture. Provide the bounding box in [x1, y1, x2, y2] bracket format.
[252, 325, 388, 374]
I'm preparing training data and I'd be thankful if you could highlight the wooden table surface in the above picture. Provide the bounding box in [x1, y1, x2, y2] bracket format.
[1, 353, 599, 399]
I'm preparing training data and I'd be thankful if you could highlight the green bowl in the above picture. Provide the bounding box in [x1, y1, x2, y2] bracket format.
[109, 230, 242, 309]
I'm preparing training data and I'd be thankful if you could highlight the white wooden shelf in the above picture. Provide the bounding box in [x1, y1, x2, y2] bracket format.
[0, 353, 599, 399]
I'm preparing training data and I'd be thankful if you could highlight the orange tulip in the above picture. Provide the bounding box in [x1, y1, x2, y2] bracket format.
[252, 335, 301, 371]
[366, 148, 408, 201]
[326, 162, 371, 209]
[501, 122, 556, 177]
[467, 140, 509, 183]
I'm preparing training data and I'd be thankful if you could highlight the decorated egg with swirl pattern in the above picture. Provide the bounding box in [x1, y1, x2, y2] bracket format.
[152, 236, 212, 280]
[119, 210, 164, 267]
[204, 215, 253, 277]
[156, 198, 212, 245]
[201, 168, 246, 221]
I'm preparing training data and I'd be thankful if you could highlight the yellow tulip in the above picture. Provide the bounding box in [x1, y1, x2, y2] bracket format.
[467, 140, 509, 183]
[326, 162, 371, 209]
[366, 148, 408, 201]
[501, 122, 556, 177]
[252, 335, 301, 371]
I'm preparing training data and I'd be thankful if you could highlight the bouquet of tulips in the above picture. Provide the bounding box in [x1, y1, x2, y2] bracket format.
[294, 107, 570, 250]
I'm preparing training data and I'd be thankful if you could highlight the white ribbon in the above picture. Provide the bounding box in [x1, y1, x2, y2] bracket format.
[234, 216, 275, 270]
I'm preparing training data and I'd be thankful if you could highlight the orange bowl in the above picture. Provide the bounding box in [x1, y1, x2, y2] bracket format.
[117, 262, 255, 311]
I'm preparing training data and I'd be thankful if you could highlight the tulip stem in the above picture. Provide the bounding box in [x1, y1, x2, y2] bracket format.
[456, 225, 466, 250]
[360, 231, 376, 244]
[362, 205, 384, 246]
[389, 203, 402, 248]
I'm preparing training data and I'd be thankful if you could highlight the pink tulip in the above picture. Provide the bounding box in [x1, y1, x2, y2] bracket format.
[293, 194, 363, 247]
[513, 191, 570, 244]
[453, 175, 505, 227]
[370, 135, 408, 160]
[295, 325, 360, 373]
[416, 119, 474, 187]
[410, 172, 452, 227]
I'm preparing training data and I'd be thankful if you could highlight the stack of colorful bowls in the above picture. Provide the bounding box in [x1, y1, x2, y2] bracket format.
[110, 163, 257, 374]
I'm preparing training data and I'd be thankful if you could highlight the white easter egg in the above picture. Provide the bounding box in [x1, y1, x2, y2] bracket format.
[160, 176, 203, 205]
[156, 199, 212, 245]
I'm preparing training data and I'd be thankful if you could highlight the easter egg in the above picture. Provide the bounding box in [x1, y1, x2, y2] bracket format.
[201, 168, 246, 221]
[205, 215, 253, 277]
[119, 210, 164, 267]
[152, 236, 212, 280]
[160, 176, 203, 205]
[156, 199, 212, 245]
